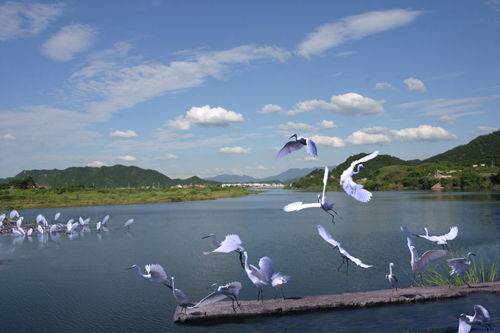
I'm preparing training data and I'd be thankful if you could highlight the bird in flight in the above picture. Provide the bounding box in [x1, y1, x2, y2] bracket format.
[277, 134, 317, 158]
[340, 151, 378, 202]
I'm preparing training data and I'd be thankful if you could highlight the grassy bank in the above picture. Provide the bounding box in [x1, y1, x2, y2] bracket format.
[0, 186, 253, 209]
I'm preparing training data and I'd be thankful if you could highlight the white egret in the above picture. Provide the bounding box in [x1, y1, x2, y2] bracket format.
[128, 264, 170, 286]
[49, 224, 58, 233]
[16, 217, 23, 229]
[27, 228, 33, 236]
[170, 276, 194, 314]
[277, 134, 318, 158]
[193, 281, 242, 312]
[123, 218, 134, 229]
[458, 304, 492, 332]
[0, 213, 5, 226]
[36, 214, 48, 226]
[9, 209, 19, 220]
[417, 226, 458, 249]
[12, 228, 24, 237]
[202, 234, 245, 268]
[96, 221, 101, 231]
[79, 217, 90, 226]
[66, 219, 78, 234]
[447, 252, 476, 287]
[102, 215, 110, 226]
[317, 225, 372, 272]
[385, 262, 398, 290]
[54, 212, 61, 221]
[340, 151, 379, 202]
[242, 251, 273, 301]
[458, 314, 472, 333]
[406, 236, 447, 283]
[271, 273, 290, 300]
[37, 225, 44, 235]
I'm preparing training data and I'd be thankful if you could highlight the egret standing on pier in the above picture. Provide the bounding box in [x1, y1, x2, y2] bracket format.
[406, 237, 448, 283]
[385, 262, 398, 290]
[242, 251, 273, 301]
[193, 281, 242, 312]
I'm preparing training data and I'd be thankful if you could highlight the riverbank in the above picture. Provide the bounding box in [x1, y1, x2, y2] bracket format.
[0, 186, 253, 209]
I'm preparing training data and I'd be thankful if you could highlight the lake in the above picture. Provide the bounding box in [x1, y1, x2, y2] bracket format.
[0, 190, 499, 332]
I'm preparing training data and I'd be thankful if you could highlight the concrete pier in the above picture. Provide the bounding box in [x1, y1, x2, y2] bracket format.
[174, 281, 500, 324]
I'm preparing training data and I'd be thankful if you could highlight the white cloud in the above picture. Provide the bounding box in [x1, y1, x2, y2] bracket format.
[118, 155, 137, 161]
[169, 105, 244, 130]
[478, 126, 497, 135]
[218, 146, 250, 154]
[334, 50, 356, 58]
[343, 125, 456, 145]
[165, 153, 178, 160]
[303, 156, 319, 161]
[345, 130, 391, 145]
[310, 135, 346, 147]
[3, 133, 15, 140]
[0, 2, 64, 41]
[278, 121, 314, 131]
[288, 92, 384, 116]
[403, 77, 426, 92]
[318, 120, 337, 129]
[87, 160, 105, 167]
[42, 24, 97, 61]
[439, 115, 456, 124]
[259, 104, 283, 114]
[296, 9, 421, 57]
[375, 82, 393, 90]
[110, 129, 138, 138]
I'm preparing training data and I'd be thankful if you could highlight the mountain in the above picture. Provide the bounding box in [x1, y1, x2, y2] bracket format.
[8, 165, 215, 188]
[425, 130, 500, 165]
[206, 167, 316, 183]
[260, 167, 316, 182]
[206, 174, 259, 183]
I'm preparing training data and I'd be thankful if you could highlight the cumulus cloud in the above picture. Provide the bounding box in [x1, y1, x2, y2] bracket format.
[375, 82, 393, 90]
[165, 153, 178, 160]
[278, 121, 314, 131]
[345, 125, 456, 145]
[439, 115, 456, 124]
[118, 155, 137, 161]
[218, 146, 250, 154]
[42, 24, 97, 61]
[318, 120, 337, 128]
[296, 9, 421, 57]
[0, 2, 64, 41]
[259, 104, 283, 114]
[310, 135, 346, 147]
[478, 126, 497, 135]
[168, 105, 244, 130]
[403, 77, 426, 92]
[345, 130, 391, 145]
[87, 160, 105, 167]
[288, 92, 384, 116]
[110, 130, 138, 138]
[3, 133, 15, 140]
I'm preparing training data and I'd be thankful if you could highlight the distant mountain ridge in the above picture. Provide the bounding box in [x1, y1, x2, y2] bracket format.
[6, 165, 214, 188]
[206, 167, 316, 183]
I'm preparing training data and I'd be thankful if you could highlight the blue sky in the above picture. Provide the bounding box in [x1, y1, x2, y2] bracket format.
[1, 0, 499, 178]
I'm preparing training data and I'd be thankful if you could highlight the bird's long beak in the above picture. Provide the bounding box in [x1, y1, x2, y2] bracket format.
[201, 235, 210, 239]
[127, 265, 136, 270]
[239, 252, 245, 269]
[288, 134, 297, 140]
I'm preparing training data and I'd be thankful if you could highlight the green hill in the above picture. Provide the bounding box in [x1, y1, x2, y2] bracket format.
[6, 165, 215, 188]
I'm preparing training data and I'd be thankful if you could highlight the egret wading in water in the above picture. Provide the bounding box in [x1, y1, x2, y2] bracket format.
[317, 225, 372, 273]
[417, 226, 458, 249]
[277, 134, 317, 158]
[128, 264, 171, 287]
[385, 262, 398, 291]
[457, 304, 492, 333]
[193, 281, 242, 312]
[283, 166, 339, 223]
[271, 273, 290, 300]
[405, 236, 448, 284]
[203, 234, 245, 268]
[170, 276, 194, 315]
[447, 252, 476, 287]
[242, 251, 273, 302]
[340, 151, 378, 202]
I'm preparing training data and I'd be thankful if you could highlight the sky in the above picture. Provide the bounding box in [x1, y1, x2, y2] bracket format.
[0, 0, 499, 179]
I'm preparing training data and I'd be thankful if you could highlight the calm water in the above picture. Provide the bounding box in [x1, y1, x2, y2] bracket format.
[0, 190, 499, 332]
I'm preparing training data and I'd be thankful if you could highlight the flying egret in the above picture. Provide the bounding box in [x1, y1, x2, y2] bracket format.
[102, 215, 110, 226]
[54, 212, 61, 221]
[36, 214, 48, 226]
[79, 217, 90, 226]
[271, 273, 290, 300]
[242, 251, 273, 302]
[66, 219, 78, 234]
[128, 264, 171, 286]
[9, 209, 19, 220]
[340, 151, 378, 202]
[458, 304, 492, 332]
[277, 134, 318, 158]
[193, 281, 242, 312]
[447, 252, 476, 287]
[283, 166, 339, 223]
[385, 262, 398, 291]
[124, 218, 134, 229]
[202, 234, 245, 268]
[406, 236, 448, 284]
[170, 276, 194, 315]
[96, 221, 101, 231]
[417, 226, 458, 249]
[317, 225, 372, 273]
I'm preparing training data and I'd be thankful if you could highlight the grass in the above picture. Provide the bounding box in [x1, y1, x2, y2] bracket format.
[0, 186, 253, 209]
[420, 261, 499, 287]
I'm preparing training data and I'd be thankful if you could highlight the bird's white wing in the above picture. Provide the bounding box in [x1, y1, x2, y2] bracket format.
[102, 215, 110, 225]
[220, 281, 242, 296]
[210, 234, 242, 253]
[317, 225, 340, 248]
[258, 256, 274, 282]
[0, 213, 5, 223]
[474, 304, 490, 321]
[54, 212, 61, 221]
[249, 264, 267, 282]
[147, 264, 168, 280]
[342, 180, 372, 202]
[10, 210, 19, 219]
[418, 250, 448, 266]
[277, 141, 303, 158]
[174, 288, 190, 305]
[322, 166, 328, 205]
[305, 138, 318, 157]
[124, 218, 134, 227]
[446, 258, 466, 269]
[338, 246, 372, 268]
[441, 226, 458, 241]
[458, 318, 472, 333]
[417, 234, 437, 242]
[350, 151, 379, 167]
[193, 291, 227, 308]
[283, 202, 321, 212]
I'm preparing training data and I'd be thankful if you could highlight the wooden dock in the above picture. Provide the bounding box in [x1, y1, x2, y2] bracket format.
[174, 281, 500, 324]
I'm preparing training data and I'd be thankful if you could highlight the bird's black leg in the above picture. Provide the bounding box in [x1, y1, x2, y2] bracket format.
[238, 251, 244, 269]
[337, 258, 346, 271]
[346, 260, 349, 276]
[229, 296, 236, 312]
[281, 288, 285, 300]
[260, 289, 264, 302]
[235, 296, 241, 308]
[257, 289, 261, 301]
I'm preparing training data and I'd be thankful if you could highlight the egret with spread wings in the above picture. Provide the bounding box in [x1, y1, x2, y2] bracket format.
[406, 236, 448, 284]
[277, 134, 317, 158]
[417, 226, 458, 249]
[340, 151, 378, 202]
[202, 233, 245, 268]
[192, 281, 242, 312]
[447, 252, 475, 287]
[128, 263, 171, 287]
[458, 304, 492, 333]
[242, 251, 273, 302]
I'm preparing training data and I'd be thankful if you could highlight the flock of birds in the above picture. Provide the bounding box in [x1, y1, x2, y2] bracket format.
[0, 134, 494, 332]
